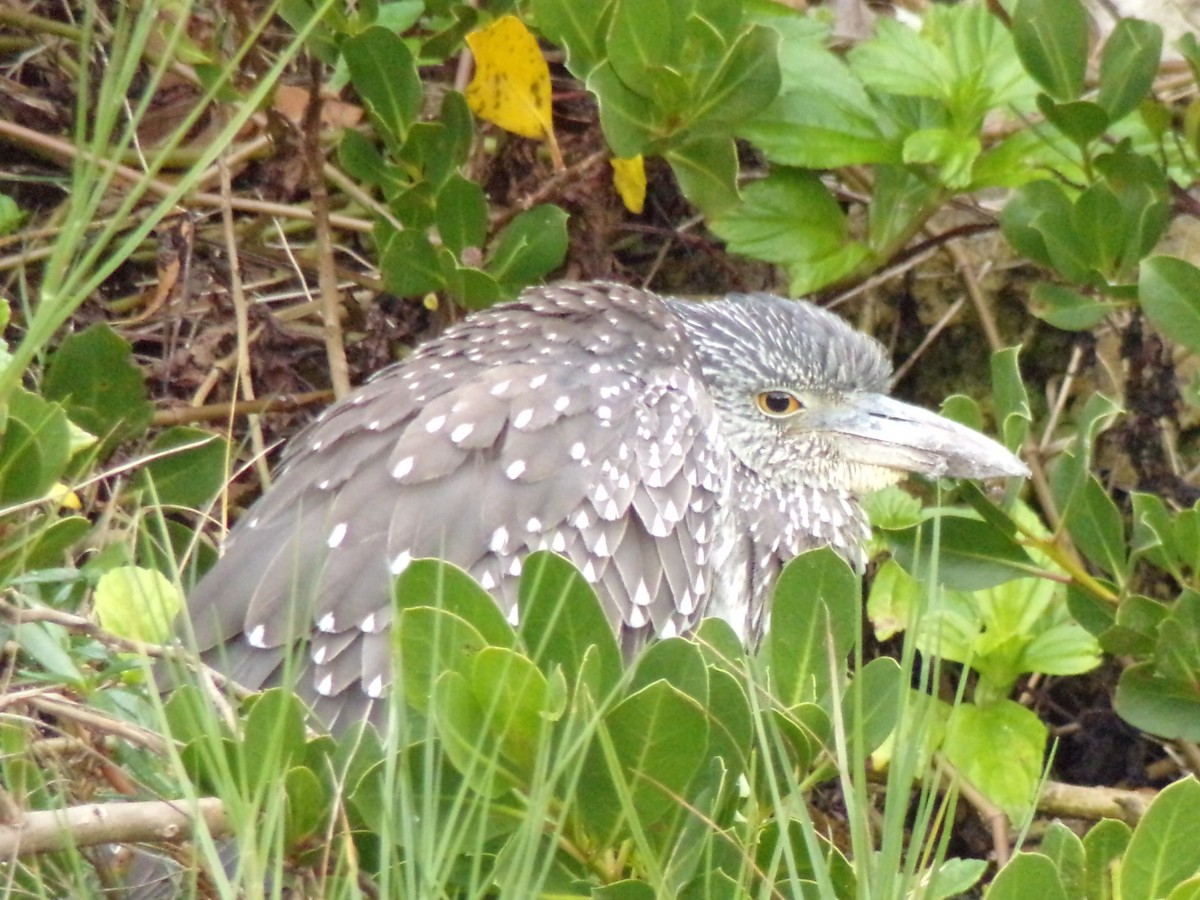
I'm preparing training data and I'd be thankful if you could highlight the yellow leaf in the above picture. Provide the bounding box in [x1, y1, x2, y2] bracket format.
[466, 15, 562, 168]
[94, 565, 183, 645]
[611, 156, 647, 214]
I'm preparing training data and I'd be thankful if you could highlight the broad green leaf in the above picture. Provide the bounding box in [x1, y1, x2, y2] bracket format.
[1115, 660, 1200, 741]
[927, 858, 988, 900]
[396, 607, 493, 714]
[379, 227, 443, 296]
[629, 637, 708, 707]
[43, 323, 151, 449]
[849, 17, 952, 100]
[282, 765, 327, 846]
[343, 27, 422, 148]
[137, 427, 229, 508]
[1029, 283, 1119, 331]
[986, 852, 1068, 900]
[1037, 97, 1109, 148]
[767, 547, 859, 707]
[842, 657, 901, 757]
[990, 347, 1032, 455]
[242, 689, 308, 793]
[1097, 18, 1163, 122]
[1120, 776, 1200, 900]
[1156, 591, 1200, 686]
[94, 564, 183, 644]
[435, 175, 488, 256]
[470, 646, 562, 781]
[1011, 0, 1088, 100]
[687, 24, 780, 135]
[0, 389, 72, 506]
[485, 204, 569, 289]
[528, 0, 613, 78]
[1083, 818, 1131, 900]
[576, 679, 708, 843]
[394, 558, 515, 647]
[1140, 256, 1200, 356]
[710, 169, 857, 284]
[519, 551, 622, 698]
[666, 138, 740, 216]
[944, 700, 1045, 825]
[607, 0, 681, 108]
[433, 669, 520, 796]
[1040, 821, 1087, 900]
[885, 515, 1038, 591]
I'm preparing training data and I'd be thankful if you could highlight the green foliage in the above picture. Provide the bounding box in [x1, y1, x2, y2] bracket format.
[987, 778, 1200, 900]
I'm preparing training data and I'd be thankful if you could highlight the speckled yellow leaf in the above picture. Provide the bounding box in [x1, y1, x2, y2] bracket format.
[466, 15, 561, 167]
[611, 156, 646, 214]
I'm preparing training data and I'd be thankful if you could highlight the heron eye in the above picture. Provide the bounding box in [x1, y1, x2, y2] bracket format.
[756, 390, 803, 417]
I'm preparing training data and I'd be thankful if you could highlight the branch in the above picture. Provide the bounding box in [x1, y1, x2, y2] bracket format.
[0, 798, 228, 857]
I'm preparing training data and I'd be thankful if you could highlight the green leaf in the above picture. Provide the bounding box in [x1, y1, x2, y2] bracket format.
[485, 204, 569, 289]
[282, 764, 327, 846]
[607, 0, 682, 109]
[987, 852, 1068, 900]
[687, 24, 780, 135]
[1120, 776, 1200, 900]
[710, 169, 867, 294]
[94, 564, 183, 644]
[1041, 821, 1087, 900]
[43, 323, 151, 449]
[396, 607, 493, 714]
[1050, 467, 1128, 581]
[528, 0, 613, 79]
[241, 689, 308, 793]
[944, 700, 1045, 825]
[990, 346, 1032, 455]
[849, 17, 952, 100]
[1115, 661, 1200, 741]
[343, 26, 422, 148]
[1097, 18, 1163, 123]
[842, 656, 901, 757]
[1083, 818, 1131, 900]
[1140, 256, 1200, 356]
[435, 175, 488, 256]
[433, 669, 519, 797]
[1037, 97, 1109, 148]
[885, 514, 1038, 591]
[519, 551, 623, 698]
[393, 557, 515, 648]
[0, 388, 72, 505]
[137, 427, 229, 508]
[1011, 0, 1089, 100]
[379, 227, 444, 296]
[470, 646, 561, 783]
[767, 548, 859, 707]
[666, 137, 740, 216]
[1029, 283, 1120, 331]
[576, 680, 709, 843]
[13, 621, 83, 685]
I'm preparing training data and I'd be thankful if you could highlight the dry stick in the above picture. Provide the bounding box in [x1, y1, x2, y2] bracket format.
[0, 120, 373, 233]
[890, 296, 967, 388]
[153, 389, 333, 428]
[306, 60, 351, 399]
[217, 119, 272, 489]
[944, 238, 1003, 354]
[0, 798, 229, 857]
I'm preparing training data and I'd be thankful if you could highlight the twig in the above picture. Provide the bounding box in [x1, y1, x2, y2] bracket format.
[0, 798, 228, 857]
[306, 59, 351, 399]
[152, 389, 334, 427]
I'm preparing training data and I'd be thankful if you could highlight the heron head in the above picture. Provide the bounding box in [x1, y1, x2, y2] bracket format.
[667, 294, 1028, 496]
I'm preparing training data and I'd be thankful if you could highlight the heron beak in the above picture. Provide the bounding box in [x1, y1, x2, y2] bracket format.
[813, 393, 1029, 480]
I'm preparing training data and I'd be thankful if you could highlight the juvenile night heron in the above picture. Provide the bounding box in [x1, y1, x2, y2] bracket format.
[188, 281, 1026, 728]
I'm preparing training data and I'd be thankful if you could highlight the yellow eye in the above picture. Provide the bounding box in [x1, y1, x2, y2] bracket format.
[755, 390, 803, 417]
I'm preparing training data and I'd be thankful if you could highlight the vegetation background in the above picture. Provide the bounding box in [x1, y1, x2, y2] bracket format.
[1, 0, 1200, 897]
